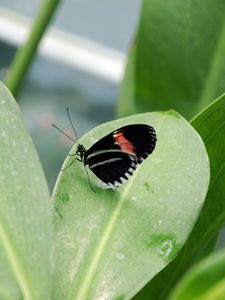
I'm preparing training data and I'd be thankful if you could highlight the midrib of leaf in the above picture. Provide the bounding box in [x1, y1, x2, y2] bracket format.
[197, 18, 225, 110]
[73, 178, 134, 300]
[0, 220, 36, 300]
[73, 116, 167, 300]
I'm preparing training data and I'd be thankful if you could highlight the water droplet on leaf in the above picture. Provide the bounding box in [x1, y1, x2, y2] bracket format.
[116, 252, 125, 261]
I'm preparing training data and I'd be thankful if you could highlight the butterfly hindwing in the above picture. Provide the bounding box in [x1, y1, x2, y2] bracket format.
[86, 150, 137, 186]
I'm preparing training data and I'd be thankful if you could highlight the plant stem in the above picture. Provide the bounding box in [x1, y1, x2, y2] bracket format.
[4, 0, 62, 98]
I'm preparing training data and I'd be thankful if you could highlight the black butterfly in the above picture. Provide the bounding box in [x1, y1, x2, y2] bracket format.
[53, 110, 157, 190]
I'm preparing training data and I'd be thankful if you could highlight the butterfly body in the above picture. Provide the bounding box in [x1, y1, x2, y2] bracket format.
[76, 124, 157, 188]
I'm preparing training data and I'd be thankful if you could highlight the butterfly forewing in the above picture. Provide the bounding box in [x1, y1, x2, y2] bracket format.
[84, 124, 157, 187]
[114, 124, 156, 163]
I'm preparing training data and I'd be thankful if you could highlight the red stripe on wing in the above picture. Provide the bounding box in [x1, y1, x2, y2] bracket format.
[114, 131, 136, 155]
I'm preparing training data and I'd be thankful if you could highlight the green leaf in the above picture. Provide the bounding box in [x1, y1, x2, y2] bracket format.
[169, 249, 225, 300]
[118, 0, 225, 119]
[0, 82, 53, 300]
[117, 44, 136, 117]
[133, 93, 225, 299]
[5, 0, 62, 97]
[53, 111, 209, 300]
[0, 252, 21, 300]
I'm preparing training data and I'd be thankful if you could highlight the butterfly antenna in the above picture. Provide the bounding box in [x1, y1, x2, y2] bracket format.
[51, 124, 76, 143]
[66, 107, 80, 143]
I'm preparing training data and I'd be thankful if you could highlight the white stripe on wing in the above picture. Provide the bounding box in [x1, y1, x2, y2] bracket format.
[89, 157, 123, 169]
[88, 149, 126, 159]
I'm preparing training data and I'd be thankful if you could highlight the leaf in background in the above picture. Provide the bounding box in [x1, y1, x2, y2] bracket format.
[5, 0, 61, 97]
[133, 93, 225, 299]
[117, 44, 136, 117]
[169, 249, 225, 300]
[0, 82, 53, 300]
[118, 0, 225, 119]
[52, 111, 209, 300]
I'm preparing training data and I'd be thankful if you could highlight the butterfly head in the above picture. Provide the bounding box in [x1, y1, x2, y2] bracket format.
[76, 144, 86, 161]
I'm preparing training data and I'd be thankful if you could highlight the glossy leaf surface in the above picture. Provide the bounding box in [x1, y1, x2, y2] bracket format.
[134, 94, 225, 299]
[0, 82, 53, 300]
[53, 111, 209, 300]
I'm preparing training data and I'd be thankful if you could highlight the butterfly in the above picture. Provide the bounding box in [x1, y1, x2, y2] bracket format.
[53, 109, 157, 190]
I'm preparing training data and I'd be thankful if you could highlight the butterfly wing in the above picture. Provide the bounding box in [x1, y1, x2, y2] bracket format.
[86, 124, 156, 163]
[113, 124, 156, 163]
[86, 150, 138, 186]
[84, 124, 157, 187]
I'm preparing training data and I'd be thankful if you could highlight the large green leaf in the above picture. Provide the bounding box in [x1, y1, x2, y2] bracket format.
[0, 82, 53, 300]
[118, 0, 225, 119]
[52, 111, 209, 300]
[169, 250, 225, 300]
[133, 93, 225, 299]
[0, 252, 21, 300]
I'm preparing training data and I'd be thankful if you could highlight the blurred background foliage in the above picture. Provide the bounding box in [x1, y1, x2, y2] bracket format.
[4, 0, 225, 189]
[0, 0, 141, 189]
[119, 0, 225, 119]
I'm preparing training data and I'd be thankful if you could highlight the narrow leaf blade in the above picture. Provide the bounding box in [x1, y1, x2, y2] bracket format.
[169, 250, 225, 300]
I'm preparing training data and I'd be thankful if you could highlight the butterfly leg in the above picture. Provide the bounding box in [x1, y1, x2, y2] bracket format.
[62, 155, 83, 171]
[61, 158, 76, 171]
[84, 165, 96, 193]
